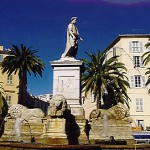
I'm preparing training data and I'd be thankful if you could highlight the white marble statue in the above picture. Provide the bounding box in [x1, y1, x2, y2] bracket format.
[61, 17, 83, 58]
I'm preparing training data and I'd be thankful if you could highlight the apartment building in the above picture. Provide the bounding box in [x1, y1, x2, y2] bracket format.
[106, 34, 150, 130]
[0, 45, 19, 107]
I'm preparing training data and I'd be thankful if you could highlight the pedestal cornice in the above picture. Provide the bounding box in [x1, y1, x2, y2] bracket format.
[50, 58, 83, 68]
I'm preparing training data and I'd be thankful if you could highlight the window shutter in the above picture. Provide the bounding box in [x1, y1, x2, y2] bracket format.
[139, 42, 143, 52]
[131, 76, 135, 88]
[142, 76, 145, 87]
[140, 56, 144, 67]
[140, 98, 143, 111]
[129, 42, 132, 52]
[136, 98, 139, 111]
[113, 47, 116, 57]
[133, 56, 135, 67]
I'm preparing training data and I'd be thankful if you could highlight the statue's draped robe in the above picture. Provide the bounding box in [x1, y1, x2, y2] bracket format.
[61, 23, 79, 58]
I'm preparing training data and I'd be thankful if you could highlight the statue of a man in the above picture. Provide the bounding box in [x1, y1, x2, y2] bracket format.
[61, 17, 83, 58]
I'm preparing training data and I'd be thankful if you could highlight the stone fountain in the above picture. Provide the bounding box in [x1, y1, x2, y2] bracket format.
[0, 98, 134, 146]
[0, 104, 45, 143]
[89, 103, 134, 144]
[0, 94, 88, 145]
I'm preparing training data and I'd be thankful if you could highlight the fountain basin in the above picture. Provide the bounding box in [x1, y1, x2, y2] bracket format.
[0, 142, 150, 150]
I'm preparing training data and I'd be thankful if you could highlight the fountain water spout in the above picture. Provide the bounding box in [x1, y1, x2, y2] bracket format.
[14, 118, 23, 142]
[103, 114, 108, 137]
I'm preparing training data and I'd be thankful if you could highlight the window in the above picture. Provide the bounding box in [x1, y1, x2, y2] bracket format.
[0, 55, 3, 62]
[133, 56, 143, 67]
[136, 98, 143, 112]
[131, 75, 145, 88]
[135, 76, 141, 87]
[7, 75, 13, 84]
[6, 95, 11, 106]
[137, 120, 144, 128]
[129, 41, 143, 53]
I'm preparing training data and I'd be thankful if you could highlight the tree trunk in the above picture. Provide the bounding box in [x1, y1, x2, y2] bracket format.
[97, 97, 101, 109]
[18, 70, 27, 106]
[18, 73, 23, 104]
[22, 69, 27, 106]
[97, 85, 102, 109]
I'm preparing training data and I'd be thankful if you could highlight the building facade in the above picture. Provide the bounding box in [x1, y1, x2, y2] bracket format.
[0, 45, 19, 107]
[105, 34, 150, 130]
[83, 34, 150, 130]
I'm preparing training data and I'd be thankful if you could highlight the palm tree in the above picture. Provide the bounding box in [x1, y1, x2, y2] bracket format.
[143, 42, 150, 65]
[142, 41, 150, 93]
[81, 50, 130, 109]
[0, 82, 4, 114]
[1, 44, 45, 105]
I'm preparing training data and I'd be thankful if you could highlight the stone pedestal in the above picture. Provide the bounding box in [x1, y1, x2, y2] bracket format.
[89, 103, 134, 144]
[40, 118, 68, 145]
[1, 117, 44, 143]
[1, 116, 88, 145]
[42, 118, 67, 138]
[40, 116, 88, 145]
[89, 123, 133, 141]
[50, 58, 84, 116]
[75, 117, 89, 144]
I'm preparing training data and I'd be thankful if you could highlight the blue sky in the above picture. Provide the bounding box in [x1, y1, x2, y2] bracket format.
[0, 0, 150, 95]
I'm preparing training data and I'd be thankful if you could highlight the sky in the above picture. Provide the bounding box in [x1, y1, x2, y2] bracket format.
[0, 0, 150, 96]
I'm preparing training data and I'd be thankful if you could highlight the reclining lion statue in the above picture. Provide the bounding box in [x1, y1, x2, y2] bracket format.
[8, 104, 45, 121]
[89, 103, 132, 124]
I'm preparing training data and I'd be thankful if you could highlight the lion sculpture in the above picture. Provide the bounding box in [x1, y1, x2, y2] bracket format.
[48, 94, 69, 117]
[89, 103, 132, 124]
[8, 104, 45, 121]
